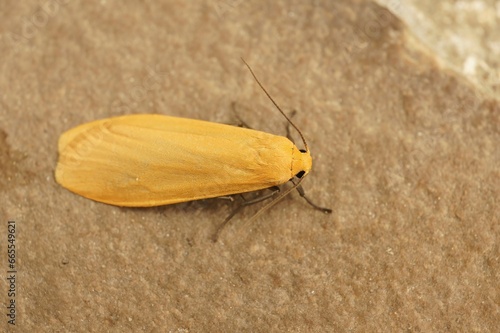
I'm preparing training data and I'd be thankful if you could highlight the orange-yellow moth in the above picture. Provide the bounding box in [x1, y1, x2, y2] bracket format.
[55, 61, 331, 217]
[55, 113, 312, 206]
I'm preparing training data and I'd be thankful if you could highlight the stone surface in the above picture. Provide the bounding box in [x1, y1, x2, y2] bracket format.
[1, 0, 498, 331]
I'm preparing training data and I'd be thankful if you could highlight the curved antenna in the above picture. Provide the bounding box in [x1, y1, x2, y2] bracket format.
[241, 58, 309, 152]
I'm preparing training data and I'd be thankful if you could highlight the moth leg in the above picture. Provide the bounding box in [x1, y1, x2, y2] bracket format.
[285, 110, 298, 142]
[239, 186, 281, 206]
[230, 101, 253, 129]
[284, 110, 331, 214]
[216, 196, 234, 202]
[212, 186, 280, 242]
[232, 102, 297, 138]
[294, 183, 332, 214]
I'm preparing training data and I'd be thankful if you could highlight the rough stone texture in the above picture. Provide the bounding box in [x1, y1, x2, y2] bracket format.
[1, 0, 498, 332]
[376, 0, 500, 96]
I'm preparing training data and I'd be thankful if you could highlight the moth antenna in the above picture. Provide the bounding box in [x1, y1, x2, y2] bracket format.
[241, 58, 309, 152]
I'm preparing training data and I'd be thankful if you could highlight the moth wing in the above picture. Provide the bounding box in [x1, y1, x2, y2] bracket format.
[55, 114, 295, 206]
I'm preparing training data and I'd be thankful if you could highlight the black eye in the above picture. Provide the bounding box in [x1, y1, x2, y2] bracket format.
[299, 149, 307, 153]
[295, 171, 305, 178]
